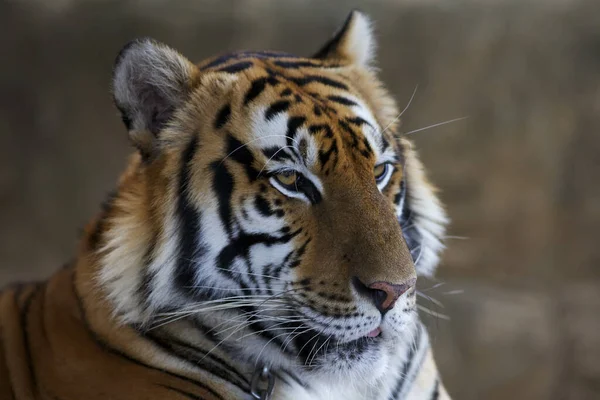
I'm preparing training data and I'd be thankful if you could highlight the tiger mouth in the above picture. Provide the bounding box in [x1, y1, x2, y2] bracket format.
[366, 326, 382, 337]
[289, 324, 384, 366]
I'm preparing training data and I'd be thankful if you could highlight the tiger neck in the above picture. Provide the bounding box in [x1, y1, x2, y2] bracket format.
[75, 249, 435, 400]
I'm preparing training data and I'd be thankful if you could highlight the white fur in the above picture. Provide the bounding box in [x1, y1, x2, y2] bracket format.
[402, 140, 449, 276]
[343, 11, 377, 67]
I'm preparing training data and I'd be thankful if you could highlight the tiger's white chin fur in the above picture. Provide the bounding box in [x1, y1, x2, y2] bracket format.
[272, 320, 422, 400]
[212, 300, 419, 399]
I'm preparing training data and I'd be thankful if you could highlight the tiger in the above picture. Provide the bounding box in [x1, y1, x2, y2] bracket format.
[0, 10, 451, 400]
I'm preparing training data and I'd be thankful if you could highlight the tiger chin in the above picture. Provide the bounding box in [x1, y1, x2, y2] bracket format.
[0, 10, 451, 400]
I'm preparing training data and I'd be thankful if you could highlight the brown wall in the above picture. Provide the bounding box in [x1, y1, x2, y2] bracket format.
[2, 0, 599, 398]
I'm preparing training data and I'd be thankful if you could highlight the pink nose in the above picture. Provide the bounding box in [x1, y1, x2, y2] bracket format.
[352, 277, 417, 313]
[367, 279, 416, 312]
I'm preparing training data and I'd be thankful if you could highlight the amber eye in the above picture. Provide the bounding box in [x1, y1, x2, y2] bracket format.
[374, 163, 390, 183]
[273, 171, 299, 189]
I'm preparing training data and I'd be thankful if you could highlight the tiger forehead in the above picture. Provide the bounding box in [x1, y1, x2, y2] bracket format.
[202, 54, 388, 170]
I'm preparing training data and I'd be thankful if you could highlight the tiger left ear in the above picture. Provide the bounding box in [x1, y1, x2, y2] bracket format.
[112, 38, 200, 158]
[313, 10, 376, 67]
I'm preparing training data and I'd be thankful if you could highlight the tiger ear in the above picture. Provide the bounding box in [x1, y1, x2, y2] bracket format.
[112, 38, 199, 157]
[313, 10, 376, 67]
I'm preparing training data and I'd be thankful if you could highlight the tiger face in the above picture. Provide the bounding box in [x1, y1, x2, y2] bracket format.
[100, 11, 447, 381]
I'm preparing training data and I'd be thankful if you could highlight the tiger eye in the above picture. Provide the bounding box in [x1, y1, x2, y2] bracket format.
[373, 164, 387, 180]
[274, 171, 298, 187]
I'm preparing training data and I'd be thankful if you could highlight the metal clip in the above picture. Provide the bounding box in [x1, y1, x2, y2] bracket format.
[250, 365, 275, 400]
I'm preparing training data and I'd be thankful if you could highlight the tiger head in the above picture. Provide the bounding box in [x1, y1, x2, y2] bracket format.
[97, 11, 447, 381]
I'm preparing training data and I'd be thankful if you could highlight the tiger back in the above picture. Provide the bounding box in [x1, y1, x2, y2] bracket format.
[0, 11, 451, 400]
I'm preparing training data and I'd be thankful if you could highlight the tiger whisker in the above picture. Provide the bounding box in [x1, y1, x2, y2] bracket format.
[308, 334, 332, 367]
[150, 299, 291, 329]
[380, 84, 419, 136]
[256, 286, 300, 308]
[237, 320, 310, 343]
[306, 326, 331, 367]
[199, 312, 303, 363]
[412, 244, 424, 266]
[404, 116, 468, 136]
[208, 310, 300, 336]
[416, 291, 445, 308]
[296, 316, 334, 364]
[417, 304, 450, 320]
[181, 285, 291, 293]
[204, 307, 296, 336]
[442, 289, 464, 296]
[420, 282, 446, 292]
[254, 325, 311, 366]
[181, 261, 293, 283]
[155, 298, 289, 316]
[211, 266, 294, 282]
[280, 325, 312, 354]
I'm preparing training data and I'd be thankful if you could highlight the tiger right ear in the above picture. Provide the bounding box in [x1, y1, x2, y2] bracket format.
[112, 38, 199, 158]
[313, 10, 376, 67]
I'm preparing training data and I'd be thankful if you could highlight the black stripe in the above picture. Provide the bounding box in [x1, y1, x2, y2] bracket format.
[338, 119, 360, 147]
[204, 53, 240, 69]
[395, 180, 406, 207]
[204, 51, 301, 70]
[389, 324, 422, 400]
[318, 140, 339, 170]
[143, 332, 250, 391]
[217, 61, 253, 74]
[175, 136, 207, 296]
[272, 60, 322, 69]
[262, 146, 294, 163]
[244, 77, 269, 105]
[288, 238, 311, 269]
[430, 379, 440, 400]
[308, 124, 334, 138]
[214, 104, 231, 130]
[254, 195, 274, 217]
[399, 179, 423, 263]
[225, 135, 259, 182]
[216, 230, 300, 279]
[382, 134, 390, 150]
[72, 273, 225, 400]
[361, 137, 374, 157]
[286, 116, 306, 148]
[313, 11, 355, 60]
[210, 161, 235, 236]
[278, 369, 309, 390]
[290, 75, 348, 90]
[249, 51, 299, 58]
[88, 190, 117, 250]
[327, 95, 357, 106]
[346, 116, 370, 127]
[264, 100, 291, 121]
[296, 175, 322, 204]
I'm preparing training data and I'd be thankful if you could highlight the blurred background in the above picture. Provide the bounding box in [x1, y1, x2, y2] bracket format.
[1, 0, 599, 398]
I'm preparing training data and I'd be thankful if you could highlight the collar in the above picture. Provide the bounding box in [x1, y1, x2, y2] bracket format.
[251, 365, 275, 400]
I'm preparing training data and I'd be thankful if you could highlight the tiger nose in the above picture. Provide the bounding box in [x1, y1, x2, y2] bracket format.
[353, 277, 416, 313]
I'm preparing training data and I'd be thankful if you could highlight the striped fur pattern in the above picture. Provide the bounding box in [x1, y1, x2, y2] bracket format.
[0, 11, 450, 399]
